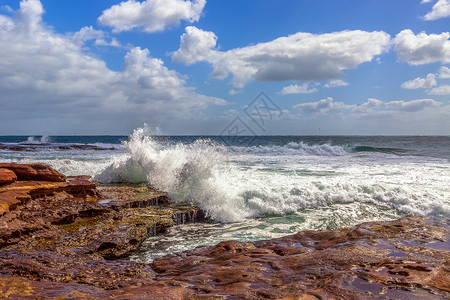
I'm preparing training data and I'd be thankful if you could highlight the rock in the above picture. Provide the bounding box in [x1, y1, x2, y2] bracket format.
[0, 164, 448, 299]
[0, 163, 66, 182]
[152, 216, 449, 299]
[0, 168, 17, 186]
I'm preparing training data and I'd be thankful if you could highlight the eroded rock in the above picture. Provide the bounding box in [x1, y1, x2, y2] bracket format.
[0, 168, 17, 186]
[0, 164, 448, 299]
[0, 163, 66, 182]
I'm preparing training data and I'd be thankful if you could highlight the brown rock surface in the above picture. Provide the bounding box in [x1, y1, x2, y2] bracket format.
[151, 216, 449, 299]
[0, 168, 17, 186]
[0, 164, 448, 299]
[0, 163, 66, 182]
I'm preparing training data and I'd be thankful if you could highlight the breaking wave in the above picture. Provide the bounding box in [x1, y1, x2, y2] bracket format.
[94, 127, 449, 223]
[24, 135, 51, 144]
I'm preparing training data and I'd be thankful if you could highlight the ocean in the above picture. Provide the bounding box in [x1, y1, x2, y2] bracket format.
[1, 128, 449, 262]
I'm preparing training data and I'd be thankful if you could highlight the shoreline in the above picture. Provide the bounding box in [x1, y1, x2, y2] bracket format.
[0, 163, 448, 299]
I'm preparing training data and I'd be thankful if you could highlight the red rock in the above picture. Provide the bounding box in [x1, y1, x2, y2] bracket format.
[0, 168, 17, 186]
[0, 163, 66, 182]
[0, 166, 448, 300]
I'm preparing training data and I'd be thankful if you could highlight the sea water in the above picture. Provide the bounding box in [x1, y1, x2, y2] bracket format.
[1, 128, 449, 262]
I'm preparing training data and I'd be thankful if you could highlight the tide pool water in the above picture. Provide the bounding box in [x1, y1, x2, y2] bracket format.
[1, 128, 449, 262]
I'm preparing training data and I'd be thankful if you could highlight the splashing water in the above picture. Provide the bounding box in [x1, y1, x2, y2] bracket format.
[94, 127, 449, 223]
[25, 135, 51, 143]
[94, 126, 248, 221]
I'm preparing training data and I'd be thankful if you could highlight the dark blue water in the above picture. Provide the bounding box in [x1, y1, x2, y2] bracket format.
[1, 135, 449, 159]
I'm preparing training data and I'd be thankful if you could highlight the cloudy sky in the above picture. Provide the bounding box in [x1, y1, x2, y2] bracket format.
[0, 0, 449, 135]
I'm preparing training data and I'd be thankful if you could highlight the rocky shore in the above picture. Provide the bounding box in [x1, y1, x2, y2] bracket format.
[0, 164, 448, 299]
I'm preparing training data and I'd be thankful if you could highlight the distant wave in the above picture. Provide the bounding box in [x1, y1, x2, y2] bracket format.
[350, 145, 408, 155]
[230, 142, 408, 156]
[24, 135, 51, 144]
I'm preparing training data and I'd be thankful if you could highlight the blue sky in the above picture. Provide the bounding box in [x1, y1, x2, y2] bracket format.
[0, 0, 449, 135]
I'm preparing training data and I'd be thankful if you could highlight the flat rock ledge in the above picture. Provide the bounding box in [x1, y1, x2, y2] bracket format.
[0, 164, 448, 299]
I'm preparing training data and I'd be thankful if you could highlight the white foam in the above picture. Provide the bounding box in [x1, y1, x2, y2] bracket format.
[25, 135, 51, 143]
[95, 127, 450, 223]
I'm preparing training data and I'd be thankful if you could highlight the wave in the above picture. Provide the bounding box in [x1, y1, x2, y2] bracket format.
[350, 145, 408, 155]
[94, 127, 449, 223]
[24, 135, 51, 144]
[231, 142, 349, 156]
[229, 141, 409, 157]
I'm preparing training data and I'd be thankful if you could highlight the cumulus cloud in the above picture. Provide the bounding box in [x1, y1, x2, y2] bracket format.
[172, 27, 391, 88]
[0, 0, 225, 133]
[172, 26, 217, 65]
[324, 79, 349, 88]
[280, 83, 318, 95]
[294, 97, 441, 115]
[428, 85, 450, 94]
[401, 73, 437, 89]
[384, 99, 440, 111]
[439, 66, 450, 78]
[423, 0, 450, 20]
[352, 98, 384, 113]
[95, 37, 121, 47]
[72, 26, 121, 47]
[394, 29, 450, 65]
[293, 97, 351, 113]
[98, 0, 206, 33]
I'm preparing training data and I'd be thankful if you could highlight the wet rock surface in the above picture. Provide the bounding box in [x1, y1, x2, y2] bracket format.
[0, 164, 448, 299]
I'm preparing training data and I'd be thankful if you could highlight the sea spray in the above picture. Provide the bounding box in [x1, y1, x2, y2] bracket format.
[25, 135, 51, 144]
[93, 127, 450, 224]
[94, 126, 252, 221]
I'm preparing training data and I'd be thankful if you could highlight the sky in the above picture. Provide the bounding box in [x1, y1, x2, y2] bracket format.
[0, 0, 449, 135]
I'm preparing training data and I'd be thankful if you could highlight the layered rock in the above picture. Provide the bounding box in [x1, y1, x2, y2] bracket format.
[0, 164, 448, 299]
[0, 168, 17, 186]
[0, 163, 66, 182]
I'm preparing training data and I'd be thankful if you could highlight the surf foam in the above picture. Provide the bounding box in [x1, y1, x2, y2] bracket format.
[94, 127, 449, 223]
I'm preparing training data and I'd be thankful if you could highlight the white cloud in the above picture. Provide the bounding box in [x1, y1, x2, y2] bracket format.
[384, 99, 440, 111]
[228, 89, 241, 96]
[423, 0, 450, 20]
[428, 85, 450, 94]
[394, 29, 450, 65]
[95, 37, 121, 47]
[173, 27, 391, 88]
[439, 66, 450, 78]
[421, 0, 434, 3]
[293, 97, 351, 113]
[352, 98, 384, 113]
[324, 79, 349, 88]
[294, 97, 441, 115]
[401, 73, 437, 89]
[172, 26, 217, 65]
[98, 0, 206, 33]
[0, 0, 225, 133]
[280, 83, 318, 95]
[73, 26, 104, 43]
[72, 26, 121, 47]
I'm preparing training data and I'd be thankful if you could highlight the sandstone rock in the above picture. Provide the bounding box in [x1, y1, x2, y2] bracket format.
[0, 168, 17, 186]
[0, 163, 66, 182]
[0, 164, 448, 299]
[152, 216, 449, 299]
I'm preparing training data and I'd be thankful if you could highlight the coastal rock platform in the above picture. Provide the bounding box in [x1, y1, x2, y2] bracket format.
[0, 164, 448, 299]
